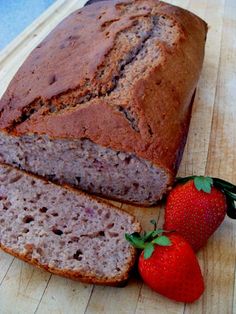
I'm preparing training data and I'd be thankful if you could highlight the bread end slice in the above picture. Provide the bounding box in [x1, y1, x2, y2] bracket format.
[0, 164, 141, 285]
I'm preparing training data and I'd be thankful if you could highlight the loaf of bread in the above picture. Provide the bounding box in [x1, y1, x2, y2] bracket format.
[0, 163, 140, 285]
[0, 0, 207, 205]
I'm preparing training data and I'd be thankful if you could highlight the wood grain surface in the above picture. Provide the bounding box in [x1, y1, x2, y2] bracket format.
[0, 0, 235, 313]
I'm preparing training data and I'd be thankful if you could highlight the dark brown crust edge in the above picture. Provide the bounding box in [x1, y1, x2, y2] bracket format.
[0, 243, 137, 286]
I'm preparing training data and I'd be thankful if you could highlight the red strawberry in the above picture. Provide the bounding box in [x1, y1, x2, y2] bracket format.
[126, 223, 204, 303]
[164, 176, 236, 251]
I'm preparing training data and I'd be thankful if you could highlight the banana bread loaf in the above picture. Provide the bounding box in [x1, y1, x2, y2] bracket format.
[0, 163, 140, 285]
[0, 0, 207, 205]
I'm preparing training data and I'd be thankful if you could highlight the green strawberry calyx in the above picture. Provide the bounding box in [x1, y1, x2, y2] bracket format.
[125, 220, 172, 259]
[176, 176, 236, 219]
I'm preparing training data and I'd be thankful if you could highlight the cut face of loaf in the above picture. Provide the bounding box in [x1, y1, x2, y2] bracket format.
[0, 133, 168, 205]
[0, 163, 140, 285]
[0, 0, 207, 205]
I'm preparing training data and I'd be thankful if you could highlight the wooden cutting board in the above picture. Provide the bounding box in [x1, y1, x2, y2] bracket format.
[0, 0, 235, 313]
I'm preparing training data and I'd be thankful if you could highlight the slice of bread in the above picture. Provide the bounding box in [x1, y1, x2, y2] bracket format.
[0, 163, 140, 285]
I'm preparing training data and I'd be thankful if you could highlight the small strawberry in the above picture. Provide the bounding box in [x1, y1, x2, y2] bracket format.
[164, 176, 236, 251]
[126, 221, 204, 303]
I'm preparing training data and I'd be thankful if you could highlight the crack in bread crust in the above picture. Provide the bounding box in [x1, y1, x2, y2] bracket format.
[3, 11, 180, 132]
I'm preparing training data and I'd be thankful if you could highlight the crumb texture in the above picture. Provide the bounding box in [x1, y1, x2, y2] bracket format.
[0, 134, 167, 204]
[0, 164, 140, 283]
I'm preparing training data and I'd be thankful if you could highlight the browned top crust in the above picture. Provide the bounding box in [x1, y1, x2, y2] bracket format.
[0, 0, 207, 175]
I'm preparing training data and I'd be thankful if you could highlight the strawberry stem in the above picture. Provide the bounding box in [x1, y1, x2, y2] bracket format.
[150, 219, 157, 230]
[125, 224, 173, 259]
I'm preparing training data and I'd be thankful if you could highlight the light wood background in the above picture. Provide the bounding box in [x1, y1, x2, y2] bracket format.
[0, 0, 235, 313]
